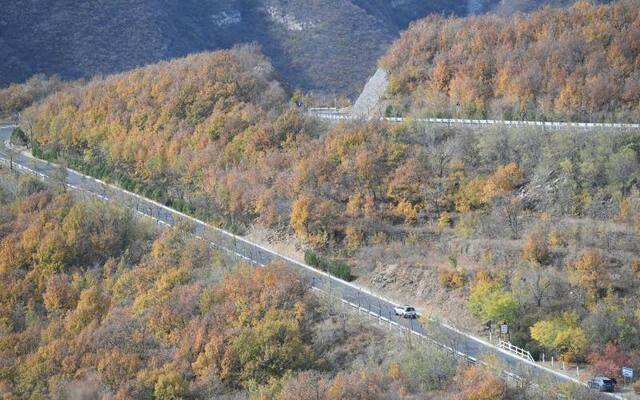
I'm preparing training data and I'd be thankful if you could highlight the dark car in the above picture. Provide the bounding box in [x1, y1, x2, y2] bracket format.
[587, 377, 615, 392]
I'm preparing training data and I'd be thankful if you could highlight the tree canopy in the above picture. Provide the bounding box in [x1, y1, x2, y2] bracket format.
[380, 0, 640, 122]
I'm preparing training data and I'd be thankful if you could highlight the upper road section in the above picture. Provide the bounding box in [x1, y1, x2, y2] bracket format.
[310, 109, 640, 130]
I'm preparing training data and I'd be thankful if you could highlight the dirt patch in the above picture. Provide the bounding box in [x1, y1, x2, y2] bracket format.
[359, 262, 478, 331]
[245, 224, 307, 263]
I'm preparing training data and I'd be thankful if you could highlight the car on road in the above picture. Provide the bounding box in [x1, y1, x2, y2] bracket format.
[394, 305, 418, 319]
[587, 377, 615, 392]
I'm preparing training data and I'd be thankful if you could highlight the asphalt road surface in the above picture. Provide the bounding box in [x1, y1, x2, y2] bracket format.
[0, 126, 619, 397]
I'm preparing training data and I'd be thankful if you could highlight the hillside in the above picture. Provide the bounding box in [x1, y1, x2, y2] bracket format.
[489, 0, 606, 14]
[380, 0, 640, 122]
[0, 0, 596, 97]
[25, 46, 314, 225]
[25, 40, 640, 383]
[0, 75, 67, 117]
[17, 1, 640, 390]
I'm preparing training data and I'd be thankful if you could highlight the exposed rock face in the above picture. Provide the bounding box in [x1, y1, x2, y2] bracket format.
[265, 6, 315, 31]
[211, 10, 242, 27]
[351, 68, 388, 119]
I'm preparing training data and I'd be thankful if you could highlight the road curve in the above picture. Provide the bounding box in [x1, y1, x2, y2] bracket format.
[0, 126, 621, 398]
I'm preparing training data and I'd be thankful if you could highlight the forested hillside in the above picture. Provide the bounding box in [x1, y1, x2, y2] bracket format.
[26, 42, 640, 382]
[26, 46, 315, 230]
[0, 75, 68, 117]
[489, 0, 608, 14]
[380, 0, 640, 122]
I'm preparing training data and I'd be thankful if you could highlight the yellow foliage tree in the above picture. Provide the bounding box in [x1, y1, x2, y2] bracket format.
[530, 312, 587, 362]
[453, 366, 506, 400]
[394, 200, 418, 224]
[482, 163, 523, 203]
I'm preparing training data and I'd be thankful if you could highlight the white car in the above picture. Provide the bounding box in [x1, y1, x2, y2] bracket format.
[394, 305, 418, 319]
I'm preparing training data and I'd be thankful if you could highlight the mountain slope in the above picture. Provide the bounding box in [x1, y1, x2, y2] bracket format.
[0, 0, 590, 97]
[0, 0, 466, 97]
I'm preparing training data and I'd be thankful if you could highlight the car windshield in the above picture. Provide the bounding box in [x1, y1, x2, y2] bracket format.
[603, 379, 613, 384]
[406, 307, 415, 312]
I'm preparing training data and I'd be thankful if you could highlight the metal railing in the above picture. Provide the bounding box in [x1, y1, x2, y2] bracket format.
[309, 111, 640, 130]
[498, 339, 535, 363]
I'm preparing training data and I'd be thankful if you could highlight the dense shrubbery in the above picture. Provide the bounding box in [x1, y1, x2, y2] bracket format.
[27, 46, 311, 224]
[0, 189, 320, 397]
[9, 128, 28, 147]
[380, 0, 640, 122]
[304, 250, 353, 281]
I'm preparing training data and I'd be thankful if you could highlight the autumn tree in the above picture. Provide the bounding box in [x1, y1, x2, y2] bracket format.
[452, 366, 506, 400]
[522, 231, 551, 265]
[530, 312, 587, 362]
[568, 249, 611, 306]
[468, 275, 519, 324]
[587, 343, 638, 380]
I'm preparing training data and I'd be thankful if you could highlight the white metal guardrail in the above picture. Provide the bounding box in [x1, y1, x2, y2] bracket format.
[498, 340, 535, 363]
[308, 107, 340, 112]
[2, 153, 620, 398]
[310, 111, 640, 130]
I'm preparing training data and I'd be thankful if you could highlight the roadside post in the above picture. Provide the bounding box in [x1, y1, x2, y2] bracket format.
[500, 323, 509, 342]
[622, 367, 634, 385]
